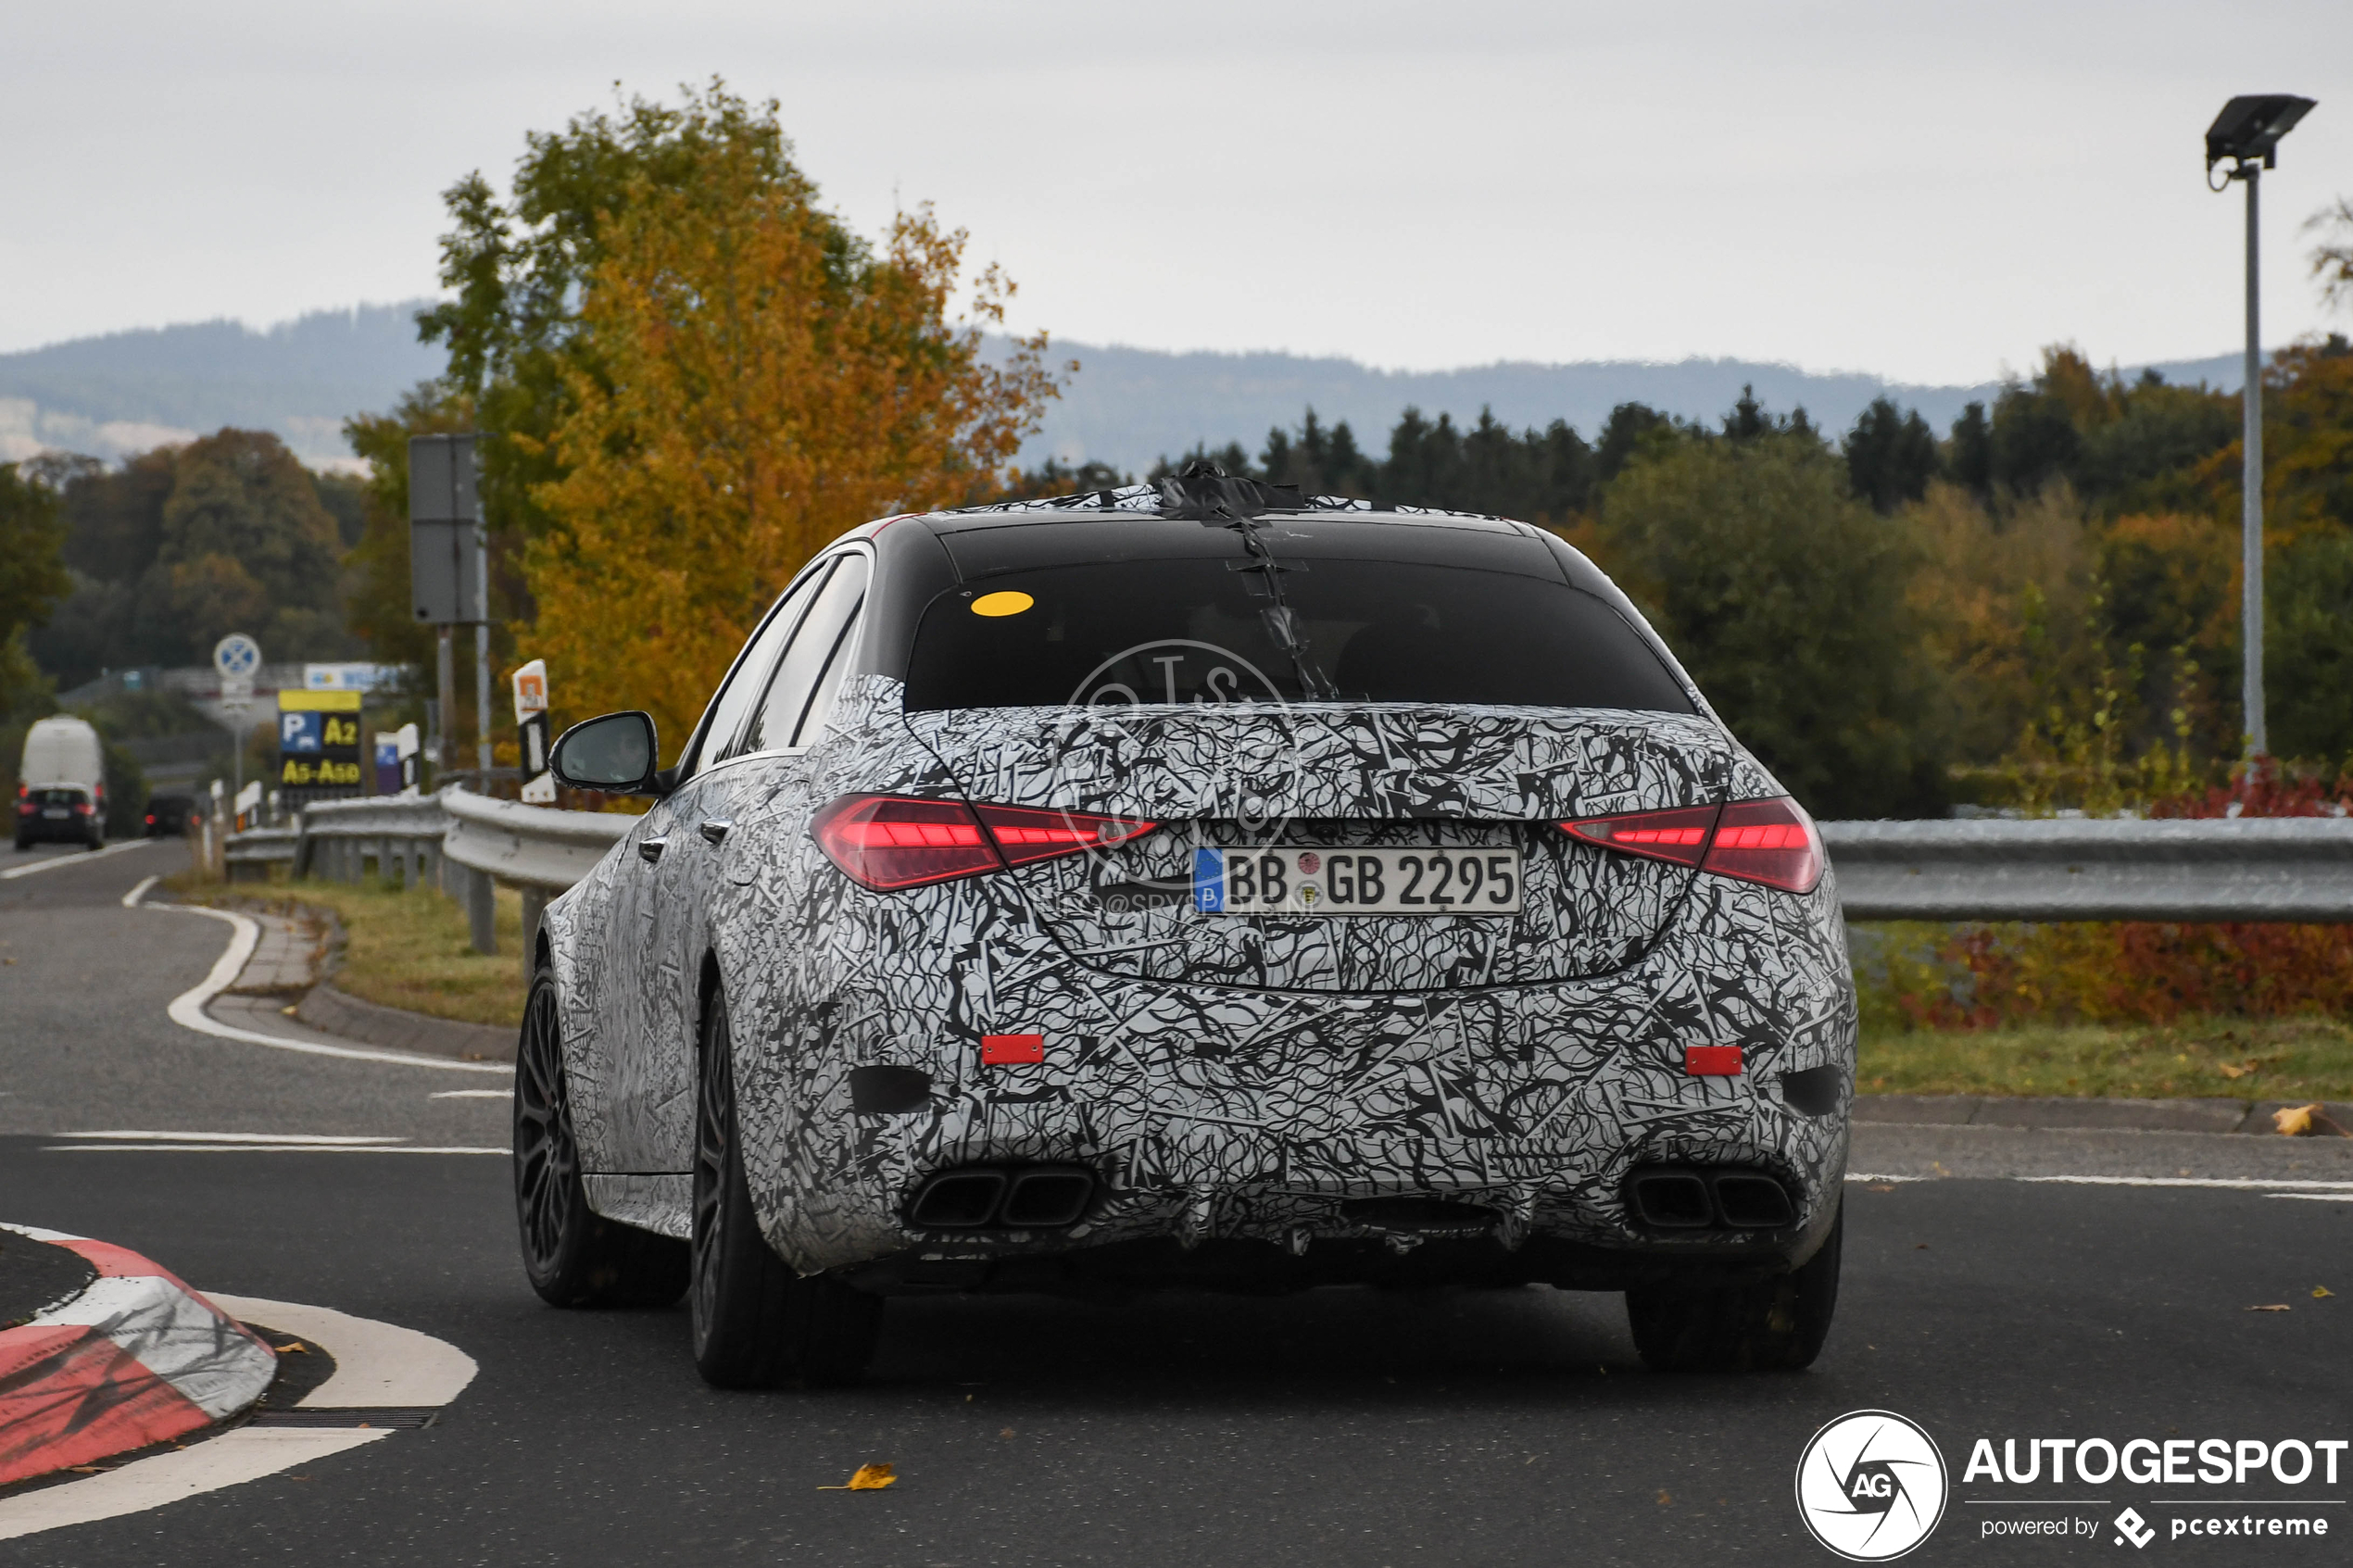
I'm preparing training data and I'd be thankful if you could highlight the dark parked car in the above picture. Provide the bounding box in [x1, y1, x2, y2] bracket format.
[15, 784, 105, 850]
[145, 794, 195, 837]
[521, 469, 1854, 1389]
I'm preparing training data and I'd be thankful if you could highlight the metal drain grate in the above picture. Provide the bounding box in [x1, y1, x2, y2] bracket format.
[245, 1406, 440, 1429]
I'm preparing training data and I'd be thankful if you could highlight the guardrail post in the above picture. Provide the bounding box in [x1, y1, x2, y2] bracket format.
[467, 867, 497, 955]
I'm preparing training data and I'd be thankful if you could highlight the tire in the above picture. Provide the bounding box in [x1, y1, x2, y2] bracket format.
[690, 994, 881, 1389]
[1626, 1205, 1842, 1373]
[513, 969, 689, 1308]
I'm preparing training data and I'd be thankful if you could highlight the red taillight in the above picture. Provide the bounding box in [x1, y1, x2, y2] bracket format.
[972, 803, 1155, 866]
[71, 802, 94, 815]
[1559, 804, 1718, 868]
[1562, 797, 1822, 894]
[813, 796, 1155, 891]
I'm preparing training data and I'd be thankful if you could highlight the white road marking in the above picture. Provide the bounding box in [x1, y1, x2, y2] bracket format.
[123, 890, 510, 1076]
[0, 1428, 389, 1540]
[63, 1131, 407, 1145]
[429, 1089, 512, 1099]
[0, 1293, 474, 1542]
[206, 1293, 478, 1408]
[120, 873, 159, 907]
[2019, 1174, 2353, 1191]
[0, 839, 154, 879]
[43, 1144, 509, 1154]
[2266, 1192, 2353, 1201]
[1851, 1171, 2353, 1194]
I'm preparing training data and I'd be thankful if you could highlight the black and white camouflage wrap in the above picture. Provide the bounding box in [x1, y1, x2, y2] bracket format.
[544, 649, 1856, 1279]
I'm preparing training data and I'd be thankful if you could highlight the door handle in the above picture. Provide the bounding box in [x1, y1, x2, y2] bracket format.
[698, 818, 733, 846]
[638, 835, 669, 865]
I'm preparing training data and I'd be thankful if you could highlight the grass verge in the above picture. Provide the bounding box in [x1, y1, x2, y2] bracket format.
[1858, 1014, 2353, 1101]
[171, 870, 527, 1029]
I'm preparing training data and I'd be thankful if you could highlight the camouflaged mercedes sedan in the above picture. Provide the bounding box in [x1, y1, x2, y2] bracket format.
[517, 466, 1854, 1388]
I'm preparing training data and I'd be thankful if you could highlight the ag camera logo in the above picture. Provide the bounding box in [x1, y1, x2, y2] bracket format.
[1796, 1410, 1949, 1561]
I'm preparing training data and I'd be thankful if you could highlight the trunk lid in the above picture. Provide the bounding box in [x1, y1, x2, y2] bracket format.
[902, 703, 1766, 993]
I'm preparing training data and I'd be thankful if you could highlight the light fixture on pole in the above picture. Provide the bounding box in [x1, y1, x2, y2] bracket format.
[2206, 93, 2316, 759]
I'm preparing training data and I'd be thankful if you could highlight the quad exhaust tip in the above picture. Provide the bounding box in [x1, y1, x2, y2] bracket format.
[1626, 1165, 1796, 1232]
[908, 1165, 1097, 1230]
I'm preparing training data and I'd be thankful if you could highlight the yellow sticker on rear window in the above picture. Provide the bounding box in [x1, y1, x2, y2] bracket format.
[971, 591, 1034, 618]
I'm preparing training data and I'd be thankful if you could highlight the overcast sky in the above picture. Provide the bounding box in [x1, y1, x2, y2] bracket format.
[6, 1, 2350, 383]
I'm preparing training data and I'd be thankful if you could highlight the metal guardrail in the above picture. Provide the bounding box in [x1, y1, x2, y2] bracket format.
[1823, 817, 2353, 922]
[295, 795, 451, 889]
[438, 789, 628, 964]
[222, 826, 297, 880]
[439, 787, 626, 893]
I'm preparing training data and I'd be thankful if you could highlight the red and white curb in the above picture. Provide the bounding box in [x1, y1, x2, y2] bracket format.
[0, 1273, 475, 1541]
[0, 1223, 275, 1490]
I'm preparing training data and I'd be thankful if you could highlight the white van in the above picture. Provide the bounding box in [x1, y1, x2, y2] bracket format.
[16, 716, 107, 850]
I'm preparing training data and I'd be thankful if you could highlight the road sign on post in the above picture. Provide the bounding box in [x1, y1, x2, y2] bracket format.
[211, 633, 261, 804]
[410, 433, 488, 790]
[278, 690, 364, 796]
[512, 659, 553, 804]
[408, 436, 484, 625]
[396, 722, 421, 796]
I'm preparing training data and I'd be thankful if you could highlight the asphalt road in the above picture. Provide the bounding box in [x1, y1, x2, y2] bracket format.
[3, 844, 2348, 1566]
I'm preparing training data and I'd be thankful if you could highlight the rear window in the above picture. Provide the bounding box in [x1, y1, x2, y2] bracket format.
[30, 787, 90, 806]
[903, 558, 1693, 712]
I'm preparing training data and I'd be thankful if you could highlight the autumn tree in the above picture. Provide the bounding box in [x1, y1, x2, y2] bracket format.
[521, 123, 1057, 744]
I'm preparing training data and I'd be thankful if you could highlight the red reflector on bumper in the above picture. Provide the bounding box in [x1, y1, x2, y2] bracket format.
[1684, 1046, 1744, 1076]
[981, 1034, 1043, 1065]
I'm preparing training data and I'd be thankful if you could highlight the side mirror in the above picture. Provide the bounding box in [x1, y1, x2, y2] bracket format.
[549, 711, 663, 796]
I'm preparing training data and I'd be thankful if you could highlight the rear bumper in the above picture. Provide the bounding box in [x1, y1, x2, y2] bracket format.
[16, 818, 95, 843]
[734, 878, 1856, 1281]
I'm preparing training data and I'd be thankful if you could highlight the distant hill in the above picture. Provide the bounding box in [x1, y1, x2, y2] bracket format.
[1026, 342, 2249, 475]
[0, 303, 446, 469]
[0, 299, 2247, 476]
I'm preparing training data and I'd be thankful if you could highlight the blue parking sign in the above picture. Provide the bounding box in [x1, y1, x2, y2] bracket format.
[280, 711, 323, 753]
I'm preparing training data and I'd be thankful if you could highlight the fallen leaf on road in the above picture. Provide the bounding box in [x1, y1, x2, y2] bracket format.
[1867, 1183, 1895, 1193]
[2247, 1304, 2291, 1312]
[2275, 1105, 2319, 1135]
[273, 1342, 308, 1354]
[2314, 1286, 2335, 1299]
[818, 1464, 897, 1491]
[999, 1427, 1014, 1439]
[1656, 1489, 1672, 1505]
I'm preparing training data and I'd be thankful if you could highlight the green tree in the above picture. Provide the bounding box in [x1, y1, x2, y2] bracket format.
[0, 462, 71, 718]
[1600, 432, 1947, 818]
[132, 429, 352, 664]
[1843, 396, 1941, 513]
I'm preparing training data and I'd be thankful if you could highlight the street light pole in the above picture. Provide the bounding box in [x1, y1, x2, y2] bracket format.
[2206, 93, 2315, 759]
[2240, 161, 2265, 758]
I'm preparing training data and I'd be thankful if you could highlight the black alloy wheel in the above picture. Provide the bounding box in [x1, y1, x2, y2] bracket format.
[1624, 1203, 1843, 1374]
[690, 993, 882, 1389]
[513, 966, 688, 1308]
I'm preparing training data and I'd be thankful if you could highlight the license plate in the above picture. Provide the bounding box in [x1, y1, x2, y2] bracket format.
[43, 809, 69, 819]
[1193, 847, 1521, 915]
